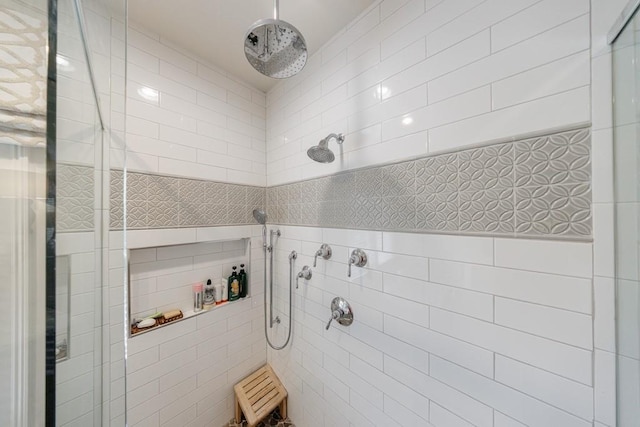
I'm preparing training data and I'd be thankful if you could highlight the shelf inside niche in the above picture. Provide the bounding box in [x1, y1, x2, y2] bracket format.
[130, 296, 252, 337]
[127, 236, 253, 338]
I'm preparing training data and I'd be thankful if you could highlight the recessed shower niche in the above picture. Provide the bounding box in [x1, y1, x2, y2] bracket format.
[127, 237, 252, 336]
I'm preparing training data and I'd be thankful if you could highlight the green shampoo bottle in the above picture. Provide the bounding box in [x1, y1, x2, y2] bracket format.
[238, 263, 247, 298]
[228, 266, 240, 301]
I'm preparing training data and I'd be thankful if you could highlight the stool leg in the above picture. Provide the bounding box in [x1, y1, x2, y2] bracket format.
[280, 398, 287, 419]
[235, 397, 242, 423]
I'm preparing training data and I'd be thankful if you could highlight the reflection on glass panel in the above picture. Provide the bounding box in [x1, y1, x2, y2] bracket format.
[613, 8, 640, 427]
[55, 256, 70, 362]
[0, 0, 125, 422]
[0, 0, 48, 424]
[54, 0, 127, 424]
[55, 0, 104, 424]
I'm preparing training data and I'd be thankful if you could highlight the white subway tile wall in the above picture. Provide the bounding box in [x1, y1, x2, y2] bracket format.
[111, 227, 267, 427]
[55, 231, 102, 426]
[118, 25, 267, 187]
[252, 0, 615, 426]
[266, 0, 592, 186]
[267, 226, 595, 426]
[90, 0, 628, 425]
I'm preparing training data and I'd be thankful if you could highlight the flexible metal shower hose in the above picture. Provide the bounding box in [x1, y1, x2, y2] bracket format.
[263, 225, 293, 350]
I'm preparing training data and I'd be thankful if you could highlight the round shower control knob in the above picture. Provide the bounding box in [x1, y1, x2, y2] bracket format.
[325, 297, 353, 330]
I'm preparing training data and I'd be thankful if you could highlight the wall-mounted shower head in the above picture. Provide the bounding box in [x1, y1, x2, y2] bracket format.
[253, 208, 267, 224]
[307, 145, 335, 163]
[307, 133, 345, 163]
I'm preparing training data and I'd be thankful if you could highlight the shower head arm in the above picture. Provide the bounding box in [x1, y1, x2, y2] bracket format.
[325, 133, 345, 145]
[273, 0, 279, 20]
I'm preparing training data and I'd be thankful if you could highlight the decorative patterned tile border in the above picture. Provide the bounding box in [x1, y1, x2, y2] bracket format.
[57, 164, 94, 232]
[106, 127, 591, 239]
[109, 171, 266, 230]
[266, 127, 592, 239]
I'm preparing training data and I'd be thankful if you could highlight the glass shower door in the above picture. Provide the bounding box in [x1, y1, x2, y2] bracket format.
[612, 6, 640, 426]
[0, 0, 125, 424]
[0, 0, 49, 424]
[54, 0, 106, 423]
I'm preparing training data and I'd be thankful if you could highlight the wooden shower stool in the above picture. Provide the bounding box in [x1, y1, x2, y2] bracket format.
[234, 364, 288, 427]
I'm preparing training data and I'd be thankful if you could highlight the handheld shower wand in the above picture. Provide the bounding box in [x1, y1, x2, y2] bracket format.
[252, 209, 292, 350]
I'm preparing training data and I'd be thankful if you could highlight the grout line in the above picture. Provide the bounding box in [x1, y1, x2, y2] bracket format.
[431, 304, 594, 353]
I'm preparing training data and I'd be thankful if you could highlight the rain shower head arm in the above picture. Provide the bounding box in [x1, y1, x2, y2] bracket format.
[273, 0, 279, 19]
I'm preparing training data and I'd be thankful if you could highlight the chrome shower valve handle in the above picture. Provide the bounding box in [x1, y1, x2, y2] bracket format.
[325, 309, 342, 330]
[296, 265, 312, 289]
[347, 249, 367, 277]
[313, 244, 332, 267]
[325, 297, 353, 330]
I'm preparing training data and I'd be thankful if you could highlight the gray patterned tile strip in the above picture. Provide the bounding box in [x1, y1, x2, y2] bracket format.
[267, 127, 592, 239]
[109, 172, 265, 230]
[108, 127, 592, 239]
[58, 164, 95, 232]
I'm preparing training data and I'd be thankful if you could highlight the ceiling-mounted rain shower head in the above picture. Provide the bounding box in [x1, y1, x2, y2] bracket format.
[244, 0, 307, 79]
[307, 133, 345, 163]
[253, 208, 268, 224]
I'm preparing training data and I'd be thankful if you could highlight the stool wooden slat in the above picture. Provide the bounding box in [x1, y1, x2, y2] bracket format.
[234, 364, 287, 427]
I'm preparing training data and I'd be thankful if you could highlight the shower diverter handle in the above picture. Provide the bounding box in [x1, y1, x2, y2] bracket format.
[326, 309, 343, 330]
[296, 265, 312, 289]
[313, 244, 332, 267]
[347, 249, 367, 277]
[325, 297, 353, 330]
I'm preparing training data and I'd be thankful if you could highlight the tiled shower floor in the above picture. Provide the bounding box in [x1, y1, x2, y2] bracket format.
[228, 408, 295, 427]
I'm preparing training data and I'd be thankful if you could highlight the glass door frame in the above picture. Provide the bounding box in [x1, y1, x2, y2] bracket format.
[45, 0, 57, 423]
